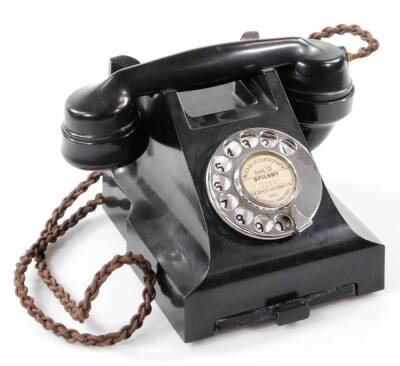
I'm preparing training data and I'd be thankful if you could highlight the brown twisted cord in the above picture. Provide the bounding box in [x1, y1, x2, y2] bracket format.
[309, 24, 379, 62]
[14, 172, 156, 346]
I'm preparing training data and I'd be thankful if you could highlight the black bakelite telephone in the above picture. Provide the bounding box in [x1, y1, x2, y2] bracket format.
[15, 24, 385, 346]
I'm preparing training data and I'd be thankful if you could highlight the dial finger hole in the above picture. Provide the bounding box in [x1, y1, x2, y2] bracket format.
[279, 138, 297, 156]
[212, 175, 231, 192]
[240, 131, 258, 149]
[213, 156, 232, 173]
[234, 207, 254, 225]
[223, 140, 242, 157]
[219, 193, 238, 211]
[260, 130, 278, 147]
[274, 214, 293, 232]
[254, 215, 273, 233]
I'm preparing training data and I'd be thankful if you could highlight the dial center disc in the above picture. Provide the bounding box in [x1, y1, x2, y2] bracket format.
[239, 152, 297, 208]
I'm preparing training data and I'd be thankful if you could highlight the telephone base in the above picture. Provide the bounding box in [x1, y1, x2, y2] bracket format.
[102, 67, 384, 342]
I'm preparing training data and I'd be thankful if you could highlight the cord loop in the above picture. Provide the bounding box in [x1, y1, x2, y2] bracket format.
[14, 172, 156, 346]
[309, 24, 379, 62]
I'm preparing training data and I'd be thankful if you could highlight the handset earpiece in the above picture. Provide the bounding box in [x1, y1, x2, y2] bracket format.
[62, 38, 352, 169]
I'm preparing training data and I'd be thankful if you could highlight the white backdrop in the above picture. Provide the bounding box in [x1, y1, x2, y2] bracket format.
[1, 1, 398, 365]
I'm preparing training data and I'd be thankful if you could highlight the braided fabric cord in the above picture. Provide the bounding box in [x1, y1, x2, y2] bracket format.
[14, 172, 156, 346]
[309, 24, 379, 61]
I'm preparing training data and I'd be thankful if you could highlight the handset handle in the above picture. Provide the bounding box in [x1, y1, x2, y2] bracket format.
[106, 38, 326, 96]
[65, 38, 345, 130]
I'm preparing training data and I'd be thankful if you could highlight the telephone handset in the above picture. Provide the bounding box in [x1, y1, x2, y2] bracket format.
[62, 36, 352, 169]
[16, 25, 385, 346]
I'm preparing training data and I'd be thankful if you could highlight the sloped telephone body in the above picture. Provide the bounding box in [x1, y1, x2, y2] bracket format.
[62, 38, 385, 342]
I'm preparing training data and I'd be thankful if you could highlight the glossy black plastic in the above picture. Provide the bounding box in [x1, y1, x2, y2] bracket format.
[62, 37, 353, 169]
[102, 69, 384, 342]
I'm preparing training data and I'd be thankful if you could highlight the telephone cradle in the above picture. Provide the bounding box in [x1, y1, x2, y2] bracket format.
[58, 33, 384, 342]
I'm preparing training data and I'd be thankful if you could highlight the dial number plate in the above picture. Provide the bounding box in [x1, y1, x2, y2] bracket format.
[206, 128, 323, 240]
